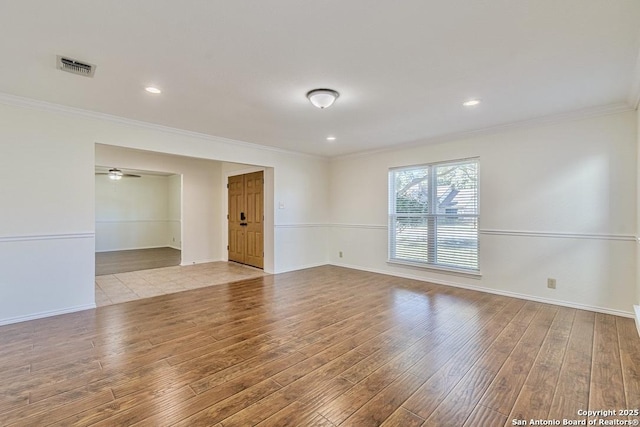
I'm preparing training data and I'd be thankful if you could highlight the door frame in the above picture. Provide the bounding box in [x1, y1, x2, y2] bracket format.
[222, 166, 274, 273]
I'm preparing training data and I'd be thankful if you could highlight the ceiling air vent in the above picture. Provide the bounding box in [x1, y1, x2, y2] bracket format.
[56, 55, 96, 77]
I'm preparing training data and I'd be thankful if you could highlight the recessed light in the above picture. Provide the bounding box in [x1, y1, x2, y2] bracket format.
[145, 87, 162, 94]
[463, 99, 480, 107]
[326, 136, 336, 141]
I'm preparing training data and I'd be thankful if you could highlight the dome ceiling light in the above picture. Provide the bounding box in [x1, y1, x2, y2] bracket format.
[307, 89, 340, 109]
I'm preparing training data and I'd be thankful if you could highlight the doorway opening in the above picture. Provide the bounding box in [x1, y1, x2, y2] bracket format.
[95, 166, 182, 275]
[93, 144, 275, 307]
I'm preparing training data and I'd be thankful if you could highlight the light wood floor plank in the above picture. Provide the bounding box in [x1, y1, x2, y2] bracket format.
[423, 366, 497, 426]
[547, 309, 594, 420]
[477, 305, 558, 416]
[589, 313, 626, 411]
[317, 293, 503, 425]
[463, 404, 507, 427]
[379, 407, 425, 427]
[617, 317, 640, 415]
[0, 266, 637, 426]
[505, 307, 575, 424]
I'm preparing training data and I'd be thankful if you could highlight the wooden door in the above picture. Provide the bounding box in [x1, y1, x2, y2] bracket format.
[227, 171, 264, 268]
[227, 174, 245, 264]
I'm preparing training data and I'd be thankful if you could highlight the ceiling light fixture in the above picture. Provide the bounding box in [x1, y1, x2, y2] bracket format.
[326, 136, 336, 141]
[463, 99, 480, 107]
[307, 89, 339, 109]
[145, 86, 162, 94]
[108, 168, 124, 180]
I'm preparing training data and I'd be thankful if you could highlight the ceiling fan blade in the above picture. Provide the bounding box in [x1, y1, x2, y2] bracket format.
[95, 173, 141, 178]
[95, 168, 141, 178]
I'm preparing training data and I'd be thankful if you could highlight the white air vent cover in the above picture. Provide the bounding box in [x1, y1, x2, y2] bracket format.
[56, 55, 96, 77]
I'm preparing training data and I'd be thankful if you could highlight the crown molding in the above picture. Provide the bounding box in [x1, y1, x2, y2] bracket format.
[334, 102, 633, 161]
[0, 92, 328, 161]
[0, 91, 633, 162]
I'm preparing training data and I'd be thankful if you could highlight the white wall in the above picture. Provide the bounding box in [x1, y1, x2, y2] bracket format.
[0, 96, 330, 324]
[96, 132, 331, 273]
[95, 173, 177, 251]
[636, 106, 640, 326]
[4, 90, 633, 324]
[271, 156, 331, 272]
[0, 103, 96, 325]
[330, 111, 637, 316]
[95, 145, 221, 266]
[220, 160, 330, 272]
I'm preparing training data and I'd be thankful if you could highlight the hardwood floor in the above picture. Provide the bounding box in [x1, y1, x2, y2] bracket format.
[0, 266, 638, 426]
[95, 247, 182, 276]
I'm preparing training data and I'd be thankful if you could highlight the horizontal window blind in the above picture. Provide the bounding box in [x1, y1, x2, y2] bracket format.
[389, 159, 479, 272]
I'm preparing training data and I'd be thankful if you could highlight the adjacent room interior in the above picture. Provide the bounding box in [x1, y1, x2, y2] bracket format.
[94, 165, 183, 275]
[93, 145, 270, 306]
[0, 1, 639, 426]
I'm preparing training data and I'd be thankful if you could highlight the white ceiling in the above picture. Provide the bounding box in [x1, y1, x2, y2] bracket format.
[1, 1, 639, 157]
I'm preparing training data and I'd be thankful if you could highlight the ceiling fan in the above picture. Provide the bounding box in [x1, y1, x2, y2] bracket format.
[95, 168, 141, 180]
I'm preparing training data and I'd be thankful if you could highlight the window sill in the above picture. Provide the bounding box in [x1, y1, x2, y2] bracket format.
[387, 259, 482, 279]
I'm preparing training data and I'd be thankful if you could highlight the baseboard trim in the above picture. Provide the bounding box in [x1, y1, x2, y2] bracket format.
[330, 262, 635, 318]
[634, 305, 640, 338]
[96, 245, 180, 253]
[0, 303, 96, 327]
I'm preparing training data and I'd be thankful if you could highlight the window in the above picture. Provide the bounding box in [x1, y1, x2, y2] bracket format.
[388, 158, 479, 273]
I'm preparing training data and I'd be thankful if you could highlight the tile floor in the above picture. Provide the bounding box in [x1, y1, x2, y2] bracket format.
[95, 261, 267, 307]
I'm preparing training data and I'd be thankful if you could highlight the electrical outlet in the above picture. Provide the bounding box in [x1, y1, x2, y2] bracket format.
[547, 278, 556, 289]
[339, 251, 343, 258]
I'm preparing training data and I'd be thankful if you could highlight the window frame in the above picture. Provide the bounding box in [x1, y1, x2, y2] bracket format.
[388, 157, 480, 276]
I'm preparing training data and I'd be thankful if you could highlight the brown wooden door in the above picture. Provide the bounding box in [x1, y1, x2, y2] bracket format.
[227, 171, 263, 268]
[227, 174, 245, 265]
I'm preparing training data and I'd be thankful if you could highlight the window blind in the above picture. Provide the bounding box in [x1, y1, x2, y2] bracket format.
[388, 158, 479, 272]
